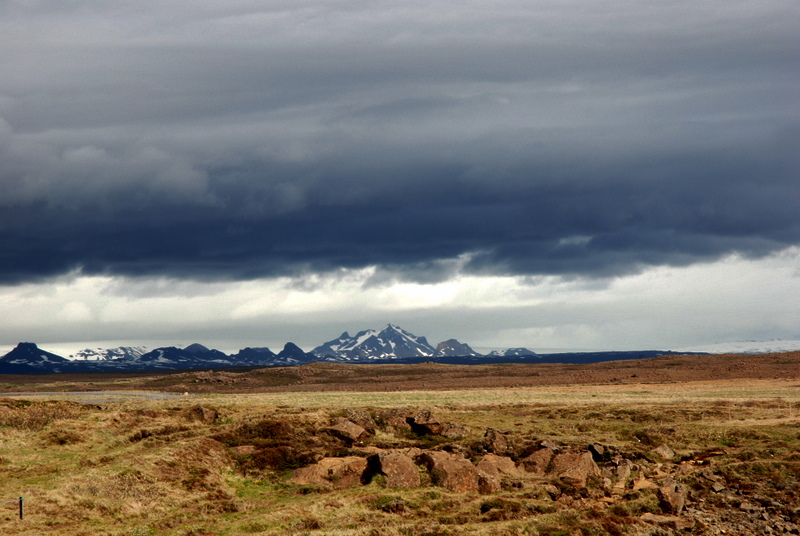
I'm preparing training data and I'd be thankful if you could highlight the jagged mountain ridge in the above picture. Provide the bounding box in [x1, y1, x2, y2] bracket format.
[7, 325, 666, 373]
[0, 325, 542, 372]
[0, 339, 693, 374]
[313, 324, 438, 360]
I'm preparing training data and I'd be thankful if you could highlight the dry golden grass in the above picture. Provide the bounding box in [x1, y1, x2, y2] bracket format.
[1, 376, 799, 535]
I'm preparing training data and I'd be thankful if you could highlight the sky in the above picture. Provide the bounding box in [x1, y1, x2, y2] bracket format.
[1, 0, 799, 356]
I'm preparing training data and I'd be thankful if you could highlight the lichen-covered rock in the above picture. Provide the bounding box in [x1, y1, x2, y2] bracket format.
[290, 457, 368, 490]
[417, 451, 479, 493]
[368, 451, 420, 489]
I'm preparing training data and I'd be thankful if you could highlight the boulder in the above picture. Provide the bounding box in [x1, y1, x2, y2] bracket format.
[658, 479, 687, 515]
[417, 451, 479, 493]
[368, 451, 420, 489]
[327, 420, 370, 445]
[518, 448, 554, 475]
[477, 471, 502, 494]
[652, 444, 676, 460]
[290, 456, 368, 490]
[476, 454, 519, 477]
[549, 451, 601, 488]
[613, 459, 633, 491]
[588, 443, 612, 462]
[375, 409, 412, 432]
[408, 409, 445, 435]
[538, 439, 559, 450]
[341, 410, 377, 434]
[408, 410, 466, 439]
[483, 429, 509, 454]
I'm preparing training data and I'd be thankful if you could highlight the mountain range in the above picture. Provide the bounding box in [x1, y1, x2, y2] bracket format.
[0, 323, 686, 374]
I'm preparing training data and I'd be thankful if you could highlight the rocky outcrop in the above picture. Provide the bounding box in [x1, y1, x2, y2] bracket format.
[518, 448, 600, 488]
[367, 451, 420, 489]
[476, 454, 518, 494]
[518, 448, 554, 475]
[407, 410, 466, 439]
[340, 410, 377, 434]
[658, 478, 687, 515]
[550, 451, 601, 488]
[476, 454, 519, 477]
[652, 444, 676, 460]
[290, 457, 368, 490]
[327, 419, 370, 445]
[375, 408, 413, 432]
[417, 451, 478, 493]
[482, 429, 509, 454]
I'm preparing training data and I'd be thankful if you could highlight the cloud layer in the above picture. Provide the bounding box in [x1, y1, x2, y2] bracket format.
[1, 0, 799, 286]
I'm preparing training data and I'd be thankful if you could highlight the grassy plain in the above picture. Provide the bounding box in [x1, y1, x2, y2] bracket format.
[1, 361, 799, 536]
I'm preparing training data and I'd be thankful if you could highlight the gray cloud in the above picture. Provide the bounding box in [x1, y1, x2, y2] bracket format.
[1, 0, 798, 284]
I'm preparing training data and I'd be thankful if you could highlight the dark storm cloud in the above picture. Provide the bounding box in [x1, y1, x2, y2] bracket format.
[1, 0, 798, 284]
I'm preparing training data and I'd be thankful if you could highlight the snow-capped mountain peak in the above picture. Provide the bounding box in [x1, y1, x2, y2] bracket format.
[312, 324, 436, 360]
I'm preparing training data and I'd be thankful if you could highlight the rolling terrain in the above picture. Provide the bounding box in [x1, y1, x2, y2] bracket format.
[1, 352, 799, 536]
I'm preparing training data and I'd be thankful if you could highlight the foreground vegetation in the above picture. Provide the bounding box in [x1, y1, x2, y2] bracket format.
[1, 380, 799, 535]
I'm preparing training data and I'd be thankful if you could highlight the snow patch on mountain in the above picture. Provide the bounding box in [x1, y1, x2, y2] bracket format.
[435, 339, 481, 357]
[676, 339, 800, 354]
[70, 346, 149, 361]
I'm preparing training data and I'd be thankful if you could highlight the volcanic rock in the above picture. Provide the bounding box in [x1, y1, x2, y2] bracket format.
[368, 451, 420, 489]
[327, 420, 370, 445]
[518, 448, 554, 475]
[476, 454, 519, 477]
[290, 457, 368, 490]
[483, 429, 509, 454]
[658, 478, 687, 515]
[417, 451, 479, 493]
[549, 451, 601, 488]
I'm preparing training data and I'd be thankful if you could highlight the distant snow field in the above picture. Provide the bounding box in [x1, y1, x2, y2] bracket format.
[677, 339, 800, 354]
